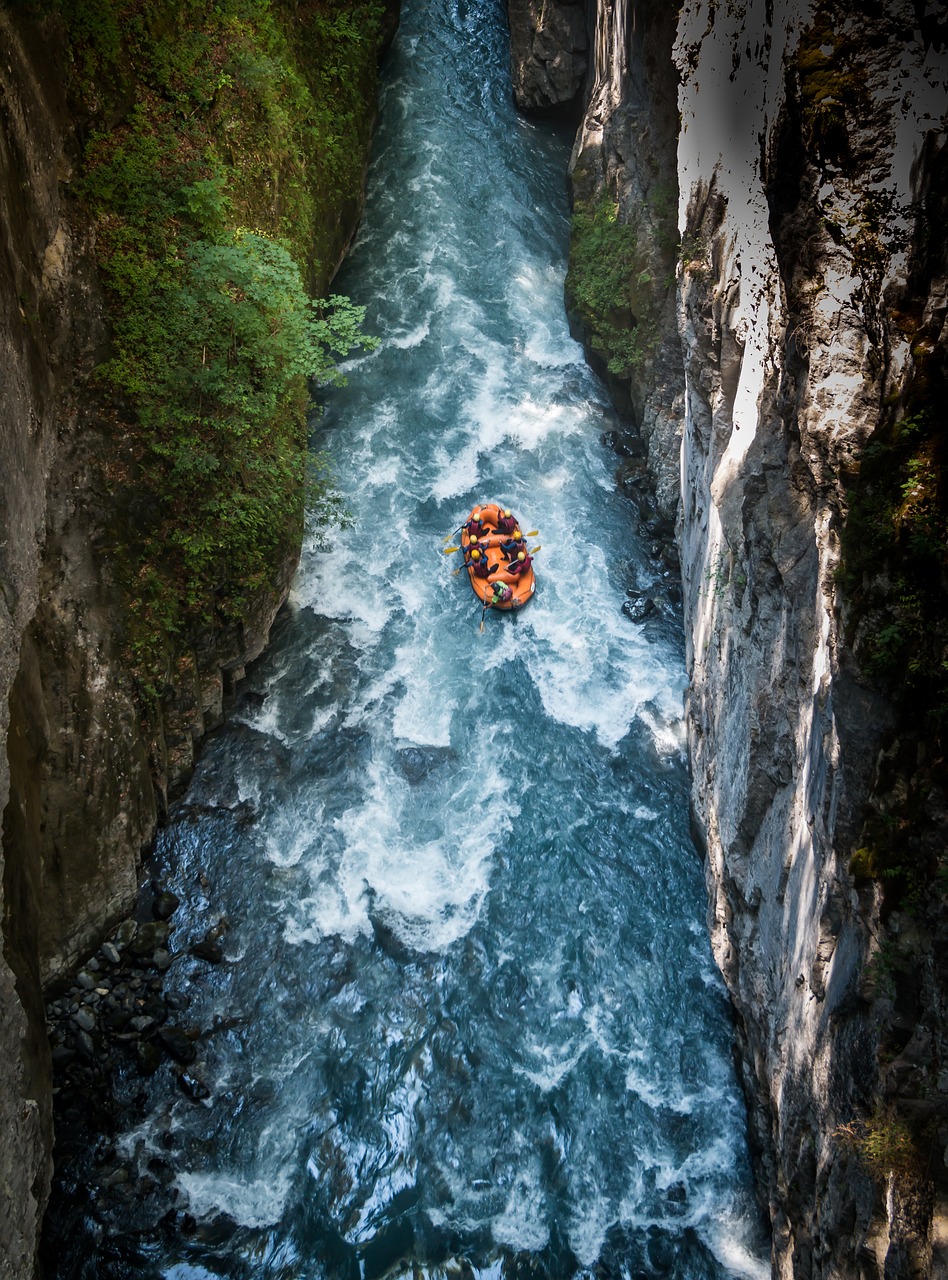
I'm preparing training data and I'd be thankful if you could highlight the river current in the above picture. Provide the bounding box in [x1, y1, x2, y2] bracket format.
[47, 1, 768, 1276]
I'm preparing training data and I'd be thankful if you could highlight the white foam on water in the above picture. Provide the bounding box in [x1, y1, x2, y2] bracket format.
[516, 1034, 591, 1092]
[390, 319, 431, 349]
[364, 453, 402, 488]
[263, 797, 326, 869]
[391, 637, 456, 748]
[429, 438, 485, 503]
[295, 541, 394, 635]
[490, 1163, 549, 1254]
[634, 806, 658, 821]
[175, 1167, 292, 1229]
[568, 1192, 616, 1270]
[701, 1219, 770, 1280]
[283, 758, 510, 951]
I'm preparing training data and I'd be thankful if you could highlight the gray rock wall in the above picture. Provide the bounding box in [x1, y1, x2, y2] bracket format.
[564, 0, 683, 516]
[506, 0, 587, 114]
[0, 5, 370, 1274]
[675, 1, 947, 1271]
[1, 11, 81, 1268]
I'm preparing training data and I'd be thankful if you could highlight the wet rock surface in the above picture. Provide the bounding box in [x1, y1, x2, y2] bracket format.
[42, 873, 230, 1268]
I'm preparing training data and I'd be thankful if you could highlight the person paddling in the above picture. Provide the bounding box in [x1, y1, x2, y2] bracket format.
[468, 547, 493, 579]
[465, 510, 488, 541]
[499, 529, 524, 561]
[505, 549, 532, 577]
[495, 508, 517, 536]
[489, 580, 513, 606]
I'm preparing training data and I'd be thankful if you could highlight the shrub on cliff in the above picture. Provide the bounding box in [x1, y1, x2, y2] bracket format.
[57, 0, 386, 693]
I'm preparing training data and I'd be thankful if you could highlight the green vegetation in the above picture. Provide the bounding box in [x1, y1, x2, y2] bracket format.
[840, 408, 946, 701]
[839, 397, 948, 903]
[55, 0, 387, 696]
[565, 195, 661, 382]
[796, 6, 871, 172]
[837, 1109, 927, 1183]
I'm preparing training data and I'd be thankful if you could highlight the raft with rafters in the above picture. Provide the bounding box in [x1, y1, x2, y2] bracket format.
[460, 503, 536, 611]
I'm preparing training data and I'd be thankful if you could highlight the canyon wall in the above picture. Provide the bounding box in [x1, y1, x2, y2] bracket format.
[509, 0, 948, 1273]
[675, 2, 947, 1273]
[0, 4, 395, 1275]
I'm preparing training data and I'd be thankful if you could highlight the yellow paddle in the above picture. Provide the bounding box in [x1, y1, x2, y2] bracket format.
[443, 545, 461, 555]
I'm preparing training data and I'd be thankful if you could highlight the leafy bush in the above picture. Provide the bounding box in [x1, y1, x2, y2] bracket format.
[57, 0, 386, 693]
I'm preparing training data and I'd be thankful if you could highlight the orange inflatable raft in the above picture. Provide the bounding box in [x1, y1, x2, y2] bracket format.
[460, 503, 536, 611]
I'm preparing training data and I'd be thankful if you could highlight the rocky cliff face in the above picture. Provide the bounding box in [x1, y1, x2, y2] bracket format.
[0, 4, 394, 1275]
[509, 0, 948, 1273]
[676, 2, 947, 1272]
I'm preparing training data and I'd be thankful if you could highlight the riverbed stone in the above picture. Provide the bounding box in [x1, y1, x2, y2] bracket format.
[622, 596, 657, 623]
[153, 890, 181, 921]
[190, 938, 224, 965]
[74, 1029, 96, 1059]
[178, 1072, 210, 1102]
[100, 941, 122, 965]
[156, 1026, 197, 1065]
[72, 1007, 96, 1033]
[130, 920, 171, 956]
[136, 1041, 162, 1075]
[396, 746, 454, 785]
[115, 919, 137, 947]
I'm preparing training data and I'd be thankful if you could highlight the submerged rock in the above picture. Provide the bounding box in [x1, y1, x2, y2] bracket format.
[396, 746, 454, 785]
[156, 1026, 197, 1066]
[178, 1072, 211, 1103]
[153, 891, 181, 921]
[622, 596, 657, 623]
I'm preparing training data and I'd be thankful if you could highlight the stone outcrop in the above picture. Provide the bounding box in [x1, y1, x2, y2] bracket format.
[506, 0, 587, 114]
[511, 0, 948, 1273]
[563, 0, 683, 516]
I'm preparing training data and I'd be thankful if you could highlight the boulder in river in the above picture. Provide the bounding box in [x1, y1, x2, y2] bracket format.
[156, 1025, 198, 1065]
[396, 746, 454, 785]
[178, 1072, 211, 1102]
[622, 595, 657, 623]
[153, 890, 181, 921]
[130, 921, 171, 957]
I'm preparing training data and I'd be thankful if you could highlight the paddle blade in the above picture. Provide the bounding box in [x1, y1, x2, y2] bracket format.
[525, 530, 538, 538]
[529, 544, 541, 554]
[452, 565, 464, 576]
[443, 545, 460, 555]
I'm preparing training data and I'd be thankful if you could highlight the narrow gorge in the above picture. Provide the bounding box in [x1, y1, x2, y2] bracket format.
[1, 1, 947, 1278]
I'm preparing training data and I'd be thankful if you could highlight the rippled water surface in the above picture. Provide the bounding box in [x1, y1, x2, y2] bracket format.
[47, 0, 768, 1275]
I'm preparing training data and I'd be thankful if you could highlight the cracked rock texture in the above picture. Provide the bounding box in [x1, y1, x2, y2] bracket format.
[507, 0, 587, 113]
[675, 0, 947, 1273]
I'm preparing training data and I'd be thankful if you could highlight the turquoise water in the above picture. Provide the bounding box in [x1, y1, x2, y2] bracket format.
[46, 1, 767, 1275]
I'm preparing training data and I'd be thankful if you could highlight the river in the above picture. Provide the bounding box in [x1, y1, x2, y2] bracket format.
[45, 0, 768, 1275]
